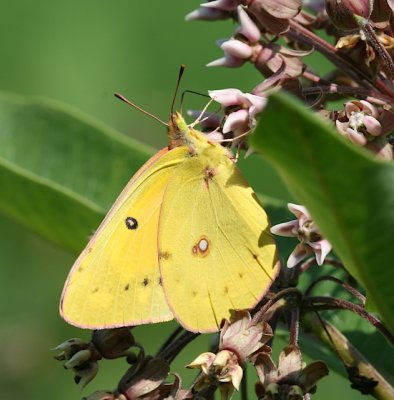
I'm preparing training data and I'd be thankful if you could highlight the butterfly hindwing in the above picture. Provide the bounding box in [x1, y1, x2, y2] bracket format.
[158, 140, 279, 332]
[60, 147, 188, 328]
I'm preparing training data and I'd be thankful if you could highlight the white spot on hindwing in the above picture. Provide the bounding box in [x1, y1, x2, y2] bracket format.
[192, 236, 210, 257]
[199, 239, 208, 252]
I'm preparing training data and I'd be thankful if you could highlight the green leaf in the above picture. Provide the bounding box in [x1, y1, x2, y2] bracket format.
[251, 91, 394, 333]
[0, 92, 155, 253]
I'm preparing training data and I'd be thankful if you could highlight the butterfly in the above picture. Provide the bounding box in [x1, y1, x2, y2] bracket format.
[60, 110, 279, 333]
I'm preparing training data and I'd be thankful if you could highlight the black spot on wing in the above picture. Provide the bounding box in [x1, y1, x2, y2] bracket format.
[124, 283, 130, 291]
[92, 287, 99, 294]
[125, 217, 138, 230]
[142, 278, 150, 287]
[159, 251, 171, 260]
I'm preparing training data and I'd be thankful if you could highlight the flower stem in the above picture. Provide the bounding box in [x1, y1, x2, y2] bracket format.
[305, 275, 366, 304]
[301, 313, 394, 400]
[288, 20, 393, 97]
[157, 331, 199, 364]
[308, 296, 394, 345]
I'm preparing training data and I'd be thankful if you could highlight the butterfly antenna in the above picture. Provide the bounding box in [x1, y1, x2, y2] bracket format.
[114, 93, 168, 127]
[171, 64, 186, 118]
[180, 90, 210, 108]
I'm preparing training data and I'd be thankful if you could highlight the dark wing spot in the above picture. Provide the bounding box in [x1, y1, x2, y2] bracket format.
[158, 277, 162, 286]
[238, 272, 244, 279]
[252, 253, 259, 260]
[223, 286, 229, 295]
[92, 287, 99, 293]
[124, 283, 130, 291]
[142, 278, 150, 287]
[77, 267, 84, 273]
[159, 251, 171, 260]
[125, 217, 138, 230]
[192, 291, 197, 297]
[203, 166, 216, 184]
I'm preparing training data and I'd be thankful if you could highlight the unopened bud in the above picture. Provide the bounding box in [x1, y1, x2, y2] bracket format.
[325, 0, 372, 30]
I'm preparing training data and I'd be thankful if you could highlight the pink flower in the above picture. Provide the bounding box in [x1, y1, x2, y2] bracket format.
[270, 203, 332, 268]
[187, 311, 273, 400]
[207, 6, 309, 77]
[208, 6, 262, 68]
[209, 88, 267, 138]
[335, 100, 393, 160]
[254, 345, 329, 398]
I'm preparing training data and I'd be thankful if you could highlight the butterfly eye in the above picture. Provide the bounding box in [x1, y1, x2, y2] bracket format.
[125, 217, 138, 230]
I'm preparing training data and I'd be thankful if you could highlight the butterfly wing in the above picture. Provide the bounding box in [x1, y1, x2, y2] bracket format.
[158, 151, 279, 333]
[60, 146, 188, 329]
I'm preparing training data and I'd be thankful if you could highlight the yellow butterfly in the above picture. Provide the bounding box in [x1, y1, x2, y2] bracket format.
[60, 110, 279, 333]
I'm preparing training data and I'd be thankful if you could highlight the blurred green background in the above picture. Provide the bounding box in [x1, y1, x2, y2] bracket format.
[0, 1, 370, 399]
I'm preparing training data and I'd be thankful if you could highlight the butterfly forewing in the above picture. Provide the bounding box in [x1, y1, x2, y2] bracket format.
[60, 147, 188, 329]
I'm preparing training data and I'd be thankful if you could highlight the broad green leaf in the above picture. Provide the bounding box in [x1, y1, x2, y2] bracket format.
[0, 93, 154, 253]
[251, 91, 394, 333]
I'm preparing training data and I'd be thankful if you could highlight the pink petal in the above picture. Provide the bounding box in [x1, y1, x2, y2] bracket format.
[287, 203, 311, 221]
[221, 39, 253, 59]
[201, 0, 238, 11]
[206, 131, 224, 142]
[209, 88, 244, 106]
[223, 109, 249, 133]
[360, 100, 379, 117]
[287, 243, 313, 268]
[244, 93, 267, 117]
[363, 116, 382, 136]
[336, 120, 350, 136]
[346, 128, 367, 145]
[344, 101, 361, 117]
[270, 220, 299, 237]
[207, 54, 245, 68]
[309, 240, 332, 265]
[185, 7, 228, 21]
[237, 6, 261, 43]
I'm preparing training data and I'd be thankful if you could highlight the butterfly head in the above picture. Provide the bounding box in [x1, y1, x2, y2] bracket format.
[168, 112, 196, 149]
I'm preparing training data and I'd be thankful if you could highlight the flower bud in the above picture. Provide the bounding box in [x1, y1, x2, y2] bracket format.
[92, 328, 134, 359]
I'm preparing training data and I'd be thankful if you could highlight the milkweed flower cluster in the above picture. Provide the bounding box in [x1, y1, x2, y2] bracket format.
[187, 311, 273, 399]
